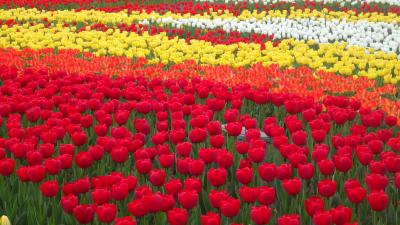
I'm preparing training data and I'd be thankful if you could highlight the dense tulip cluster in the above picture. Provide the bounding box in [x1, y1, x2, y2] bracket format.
[197, 0, 400, 6]
[0, 67, 399, 225]
[2, 0, 400, 16]
[0, 1, 400, 225]
[1, 6, 400, 81]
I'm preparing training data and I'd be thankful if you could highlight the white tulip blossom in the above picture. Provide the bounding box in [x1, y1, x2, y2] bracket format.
[151, 17, 400, 57]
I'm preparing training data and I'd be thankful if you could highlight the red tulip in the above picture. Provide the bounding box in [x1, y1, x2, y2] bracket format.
[282, 177, 302, 195]
[159, 153, 175, 168]
[383, 156, 400, 173]
[250, 206, 272, 225]
[61, 194, 78, 214]
[59, 144, 75, 156]
[91, 188, 111, 205]
[189, 128, 207, 143]
[288, 152, 307, 168]
[344, 179, 362, 190]
[135, 159, 152, 174]
[96, 203, 116, 223]
[258, 186, 275, 205]
[11, 143, 28, 159]
[111, 182, 129, 201]
[239, 186, 259, 203]
[178, 190, 198, 209]
[88, 145, 104, 161]
[258, 163, 276, 182]
[176, 158, 190, 175]
[369, 160, 386, 174]
[216, 150, 233, 168]
[368, 140, 383, 154]
[346, 187, 366, 204]
[161, 194, 176, 212]
[201, 212, 220, 225]
[39, 143, 55, 158]
[75, 177, 90, 194]
[235, 167, 253, 185]
[199, 148, 215, 164]
[207, 167, 227, 187]
[26, 106, 41, 122]
[278, 214, 300, 225]
[188, 159, 205, 176]
[302, 108, 316, 121]
[167, 208, 188, 225]
[220, 198, 240, 218]
[317, 179, 337, 198]
[355, 146, 373, 166]
[225, 122, 242, 137]
[312, 129, 326, 143]
[165, 179, 182, 196]
[235, 142, 250, 154]
[71, 131, 87, 146]
[365, 173, 388, 191]
[176, 142, 192, 157]
[80, 114, 93, 128]
[210, 134, 224, 148]
[150, 169, 166, 186]
[111, 146, 129, 163]
[207, 121, 222, 135]
[305, 196, 325, 216]
[114, 110, 130, 125]
[248, 147, 266, 163]
[331, 205, 352, 225]
[312, 144, 329, 162]
[298, 163, 315, 180]
[127, 199, 147, 217]
[0, 158, 15, 176]
[73, 204, 95, 224]
[27, 165, 46, 182]
[276, 164, 292, 180]
[209, 190, 229, 209]
[16, 166, 29, 182]
[183, 177, 201, 193]
[44, 158, 61, 175]
[367, 190, 389, 211]
[40, 180, 59, 197]
[26, 151, 42, 166]
[143, 193, 162, 213]
[318, 159, 335, 176]
[94, 124, 108, 137]
[136, 101, 152, 114]
[292, 130, 307, 146]
[385, 115, 397, 126]
[75, 151, 93, 169]
[313, 210, 333, 225]
[122, 175, 137, 192]
[170, 129, 186, 145]
[333, 155, 353, 173]
[115, 216, 136, 225]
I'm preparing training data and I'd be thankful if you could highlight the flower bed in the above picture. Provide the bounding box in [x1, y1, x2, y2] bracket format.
[0, 1, 399, 225]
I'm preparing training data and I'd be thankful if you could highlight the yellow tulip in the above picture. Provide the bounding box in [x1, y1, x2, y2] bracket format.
[0, 216, 11, 225]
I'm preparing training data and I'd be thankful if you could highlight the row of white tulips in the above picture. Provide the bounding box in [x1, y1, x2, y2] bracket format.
[194, 0, 400, 7]
[141, 17, 400, 56]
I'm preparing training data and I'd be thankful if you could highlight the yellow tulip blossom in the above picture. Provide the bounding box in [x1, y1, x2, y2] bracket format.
[0, 216, 11, 225]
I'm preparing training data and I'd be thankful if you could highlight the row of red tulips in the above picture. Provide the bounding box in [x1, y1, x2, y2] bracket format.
[0, 66, 399, 225]
[2, 0, 400, 15]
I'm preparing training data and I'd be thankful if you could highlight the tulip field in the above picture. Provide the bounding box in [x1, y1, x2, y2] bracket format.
[1, 1, 400, 225]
